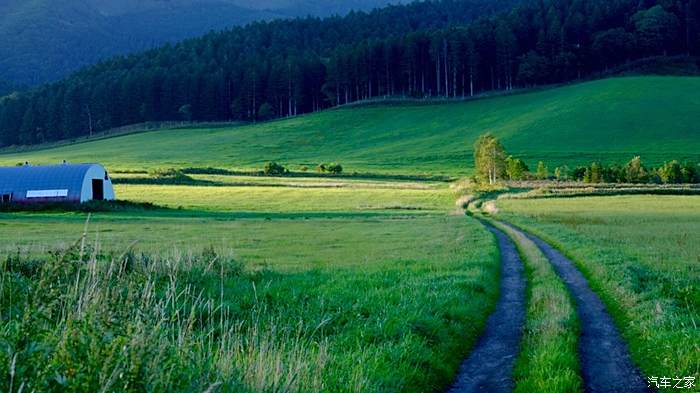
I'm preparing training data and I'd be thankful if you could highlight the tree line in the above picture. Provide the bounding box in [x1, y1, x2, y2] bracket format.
[474, 134, 700, 184]
[1, 0, 700, 146]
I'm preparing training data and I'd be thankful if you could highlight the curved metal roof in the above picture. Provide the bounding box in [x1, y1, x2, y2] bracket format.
[0, 164, 98, 201]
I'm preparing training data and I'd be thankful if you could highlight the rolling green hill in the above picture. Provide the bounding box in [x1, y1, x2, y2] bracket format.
[2, 76, 699, 175]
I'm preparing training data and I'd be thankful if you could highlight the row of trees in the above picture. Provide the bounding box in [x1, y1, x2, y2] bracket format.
[556, 158, 700, 184]
[474, 134, 700, 184]
[2, 0, 700, 146]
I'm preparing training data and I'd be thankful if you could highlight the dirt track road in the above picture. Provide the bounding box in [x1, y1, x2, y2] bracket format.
[447, 223, 526, 393]
[522, 229, 652, 393]
[447, 219, 652, 392]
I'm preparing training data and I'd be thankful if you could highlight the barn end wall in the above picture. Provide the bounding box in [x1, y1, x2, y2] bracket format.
[79, 165, 116, 202]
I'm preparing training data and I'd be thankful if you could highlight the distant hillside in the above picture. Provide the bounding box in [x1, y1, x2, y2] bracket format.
[0, 0, 400, 86]
[3, 77, 698, 175]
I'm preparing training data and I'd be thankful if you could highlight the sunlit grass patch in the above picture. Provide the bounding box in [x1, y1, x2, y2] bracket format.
[3, 77, 700, 175]
[113, 184, 456, 213]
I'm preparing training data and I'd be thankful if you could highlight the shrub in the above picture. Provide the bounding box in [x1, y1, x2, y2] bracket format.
[505, 156, 529, 180]
[315, 163, 343, 174]
[554, 165, 570, 181]
[535, 161, 549, 180]
[659, 160, 683, 183]
[264, 161, 287, 175]
[326, 163, 343, 174]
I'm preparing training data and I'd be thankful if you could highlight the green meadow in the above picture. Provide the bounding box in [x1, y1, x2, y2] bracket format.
[495, 196, 700, 383]
[2, 211, 501, 392]
[2, 77, 700, 175]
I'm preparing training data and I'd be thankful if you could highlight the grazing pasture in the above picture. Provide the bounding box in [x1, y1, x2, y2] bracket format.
[495, 195, 700, 383]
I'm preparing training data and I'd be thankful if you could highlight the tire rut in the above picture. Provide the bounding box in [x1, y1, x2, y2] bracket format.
[515, 226, 653, 393]
[447, 222, 526, 393]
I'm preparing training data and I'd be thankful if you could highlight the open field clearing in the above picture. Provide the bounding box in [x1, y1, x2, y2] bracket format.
[182, 174, 442, 189]
[494, 195, 700, 383]
[3, 76, 700, 392]
[2, 77, 700, 175]
[3, 0, 700, 388]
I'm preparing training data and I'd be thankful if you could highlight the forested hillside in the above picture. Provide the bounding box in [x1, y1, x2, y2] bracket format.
[0, 81, 18, 98]
[1, 0, 699, 147]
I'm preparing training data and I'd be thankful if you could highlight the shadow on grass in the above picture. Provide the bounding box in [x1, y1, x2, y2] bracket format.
[0, 200, 165, 213]
[0, 202, 424, 221]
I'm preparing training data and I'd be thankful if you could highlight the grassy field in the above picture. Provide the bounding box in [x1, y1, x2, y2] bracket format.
[495, 196, 700, 383]
[2, 213, 501, 392]
[2, 77, 700, 175]
[113, 183, 455, 213]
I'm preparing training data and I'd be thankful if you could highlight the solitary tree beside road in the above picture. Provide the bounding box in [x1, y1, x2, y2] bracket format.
[474, 133, 506, 184]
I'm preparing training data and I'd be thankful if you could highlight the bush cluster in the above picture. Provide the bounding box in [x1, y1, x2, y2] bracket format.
[316, 163, 343, 174]
[263, 161, 288, 175]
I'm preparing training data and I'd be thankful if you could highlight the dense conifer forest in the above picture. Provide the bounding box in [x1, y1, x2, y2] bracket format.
[1, 0, 698, 146]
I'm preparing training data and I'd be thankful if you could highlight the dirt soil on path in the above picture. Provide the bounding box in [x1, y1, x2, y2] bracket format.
[447, 222, 526, 393]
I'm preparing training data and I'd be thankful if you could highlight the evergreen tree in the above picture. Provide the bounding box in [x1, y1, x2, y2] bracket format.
[1, 0, 698, 146]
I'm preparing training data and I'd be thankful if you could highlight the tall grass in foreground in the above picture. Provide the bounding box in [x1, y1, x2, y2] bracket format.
[1, 242, 329, 393]
[492, 221, 582, 393]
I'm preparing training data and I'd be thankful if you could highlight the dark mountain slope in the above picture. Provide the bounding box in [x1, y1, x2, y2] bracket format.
[0, 0, 398, 85]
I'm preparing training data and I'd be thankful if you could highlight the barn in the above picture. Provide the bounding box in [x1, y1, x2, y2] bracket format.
[0, 163, 115, 204]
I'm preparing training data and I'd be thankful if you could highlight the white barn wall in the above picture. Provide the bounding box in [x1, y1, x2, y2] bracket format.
[79, 165, 115, 202]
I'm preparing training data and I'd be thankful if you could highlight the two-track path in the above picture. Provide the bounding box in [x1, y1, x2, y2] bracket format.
[521, 228, 652, 393]
[447, 222, 526, 393]
[447, 218, 652, 393]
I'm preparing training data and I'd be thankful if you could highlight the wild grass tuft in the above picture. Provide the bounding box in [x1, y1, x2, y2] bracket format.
[0, 241, 329, 392]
